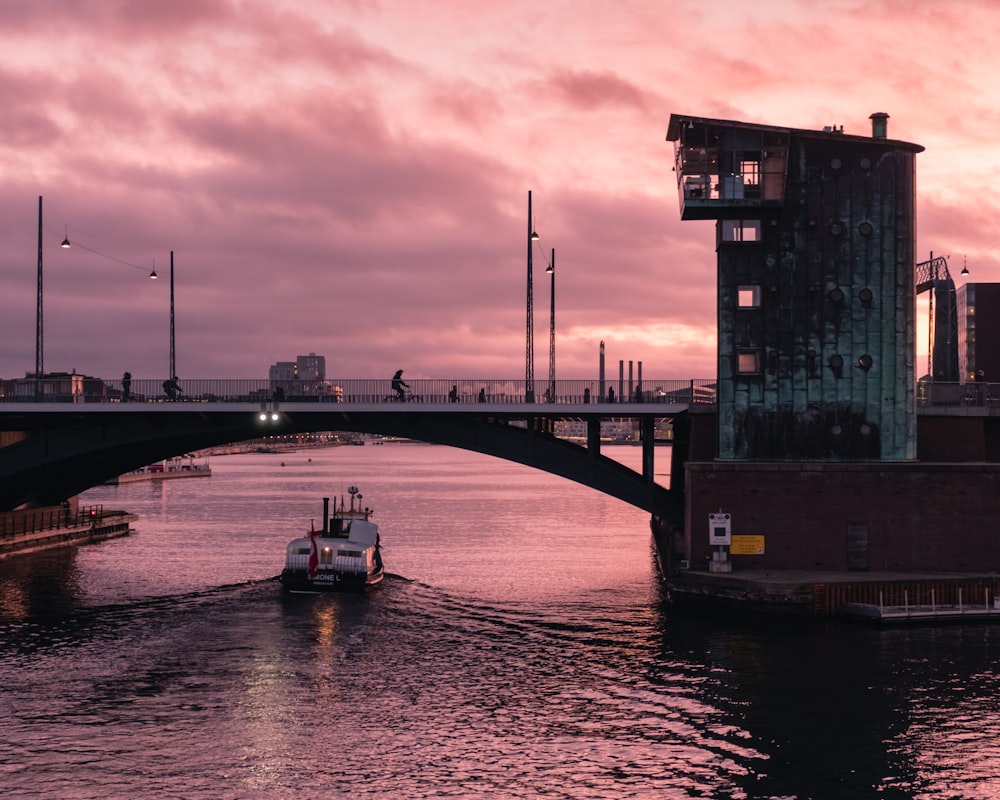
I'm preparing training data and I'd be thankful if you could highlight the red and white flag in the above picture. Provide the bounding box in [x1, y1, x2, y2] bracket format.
[307, 521, 319, 579]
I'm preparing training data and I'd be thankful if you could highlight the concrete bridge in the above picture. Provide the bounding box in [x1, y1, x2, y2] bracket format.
[0, 376, 715, 523]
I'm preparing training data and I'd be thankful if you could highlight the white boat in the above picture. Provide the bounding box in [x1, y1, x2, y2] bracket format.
[280, 486, 384, 592]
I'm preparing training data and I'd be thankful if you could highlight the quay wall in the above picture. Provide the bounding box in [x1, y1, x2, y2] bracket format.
[684, 461, 1000, 573]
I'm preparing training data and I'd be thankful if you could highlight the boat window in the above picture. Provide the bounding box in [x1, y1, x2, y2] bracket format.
[340, 550, 363, 558]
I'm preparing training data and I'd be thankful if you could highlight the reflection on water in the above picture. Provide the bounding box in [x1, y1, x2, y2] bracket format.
[0, 547, 82, 619]
[1, 445, 999, 798]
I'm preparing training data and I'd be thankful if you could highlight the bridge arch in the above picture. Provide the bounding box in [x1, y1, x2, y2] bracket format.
[0, 405, 684, 527]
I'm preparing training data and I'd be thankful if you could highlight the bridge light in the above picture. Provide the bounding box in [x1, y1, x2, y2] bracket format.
[270, 412, 279, 421]
[259, 412, 268, 422]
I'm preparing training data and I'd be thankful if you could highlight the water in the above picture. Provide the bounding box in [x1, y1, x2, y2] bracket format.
[2, 444, 1000, 799]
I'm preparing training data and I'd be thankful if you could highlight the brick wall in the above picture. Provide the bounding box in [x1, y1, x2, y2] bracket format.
[684, 462, 1000, 571]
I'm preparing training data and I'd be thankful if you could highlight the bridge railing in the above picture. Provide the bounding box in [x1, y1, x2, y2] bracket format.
[0, 376, 718, 406]
[917, 380, 1000, 409]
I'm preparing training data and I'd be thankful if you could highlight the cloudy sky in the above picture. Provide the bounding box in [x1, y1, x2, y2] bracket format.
[1, 0, 997, 382]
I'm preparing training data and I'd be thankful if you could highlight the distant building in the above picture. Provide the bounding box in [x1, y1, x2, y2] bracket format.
[268, 361, 297, 383]
[296, 353, 325, 382]
[267, 354, 330, 397]
[957, 283, 1000, 383]
[3, 371, 106, 402]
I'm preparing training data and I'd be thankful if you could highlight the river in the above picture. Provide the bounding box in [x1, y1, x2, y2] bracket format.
[1, 443, 999, 799]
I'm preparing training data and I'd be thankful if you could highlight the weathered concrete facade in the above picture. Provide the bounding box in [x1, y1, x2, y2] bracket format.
[667, 113, 923, 460]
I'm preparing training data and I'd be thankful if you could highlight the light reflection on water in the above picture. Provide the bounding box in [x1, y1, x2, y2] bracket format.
[0, 444, 999, 798]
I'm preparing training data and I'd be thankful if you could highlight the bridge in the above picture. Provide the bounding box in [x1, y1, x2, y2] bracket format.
[0, 376, 715, 523]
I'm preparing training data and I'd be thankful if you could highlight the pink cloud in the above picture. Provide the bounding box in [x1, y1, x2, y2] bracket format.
[1, 0, 999, 384]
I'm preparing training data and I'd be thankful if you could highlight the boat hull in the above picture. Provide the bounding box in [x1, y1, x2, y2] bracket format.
[280, 567, 384, 593]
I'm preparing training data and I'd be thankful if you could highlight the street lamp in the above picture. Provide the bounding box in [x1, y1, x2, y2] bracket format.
[547, 248, 555, 402]
[35, 196, 72, 398]
[149, 251, 177, 381]
[36, 196, 45, 386]
[526, 191, 539, 403]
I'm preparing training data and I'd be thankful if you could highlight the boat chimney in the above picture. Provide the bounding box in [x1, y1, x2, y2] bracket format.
[322, 497, 330, 534]
[869, 112, 889, 139]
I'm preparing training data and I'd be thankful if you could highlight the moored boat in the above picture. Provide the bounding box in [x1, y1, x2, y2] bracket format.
[280, 486, 383, 592]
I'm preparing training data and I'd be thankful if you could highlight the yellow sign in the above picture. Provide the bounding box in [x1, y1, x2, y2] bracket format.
[730, 535, 765, 555]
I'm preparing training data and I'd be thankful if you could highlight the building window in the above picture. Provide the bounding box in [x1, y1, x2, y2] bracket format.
[736, 350, 760, 374]
[738, 285, 761, 308]
[740, 158, 760, 197]
[721, 219, 761, 242]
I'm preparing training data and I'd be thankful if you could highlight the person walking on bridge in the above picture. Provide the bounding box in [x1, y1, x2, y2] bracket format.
[391, 370, 409, 401]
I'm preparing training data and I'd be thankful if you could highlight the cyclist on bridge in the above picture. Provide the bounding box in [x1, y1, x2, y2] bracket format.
[391, 370, 409, 401]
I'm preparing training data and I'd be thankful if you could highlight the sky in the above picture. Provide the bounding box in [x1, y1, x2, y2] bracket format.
[2, 0, 999, 382]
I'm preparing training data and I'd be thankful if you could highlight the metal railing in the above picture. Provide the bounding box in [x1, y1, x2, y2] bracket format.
[8, 376, 999, 411]
[0, 504, 107, 537]
[917, 380, 1000, 409]
[0, 377, 718, 406]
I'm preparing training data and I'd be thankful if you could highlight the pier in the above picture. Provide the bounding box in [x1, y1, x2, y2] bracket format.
[0, 504, 135, 558]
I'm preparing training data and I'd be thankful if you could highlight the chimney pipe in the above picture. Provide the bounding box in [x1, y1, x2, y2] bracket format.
[869, 112, 889, 139]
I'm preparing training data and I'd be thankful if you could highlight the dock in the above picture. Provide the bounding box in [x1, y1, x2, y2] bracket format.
[663, 568, 1000, 622]
[0, 504, 135, 558]
[842, 594, 1000, 624]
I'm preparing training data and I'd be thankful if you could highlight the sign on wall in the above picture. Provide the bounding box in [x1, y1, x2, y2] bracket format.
[708, 512, 732, 545]
[731, 535, 765, 555]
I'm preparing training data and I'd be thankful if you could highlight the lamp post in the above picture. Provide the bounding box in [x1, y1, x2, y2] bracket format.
[34, 196, 71, 399]
[35, 196, 44, 388]
[149, 250, 176, 383]
[547, 248, 555, 402]
[526, 191, 539, 402]
[169, 250, 176, 381]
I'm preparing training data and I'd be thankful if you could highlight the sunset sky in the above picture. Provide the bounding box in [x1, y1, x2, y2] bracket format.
[1, 0, 998, 382]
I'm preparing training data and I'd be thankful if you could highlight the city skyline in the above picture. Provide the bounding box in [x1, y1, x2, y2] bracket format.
[1, 1, 997, 380]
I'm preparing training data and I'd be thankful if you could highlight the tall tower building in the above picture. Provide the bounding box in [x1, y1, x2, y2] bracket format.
[667, 113, 923, 461]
